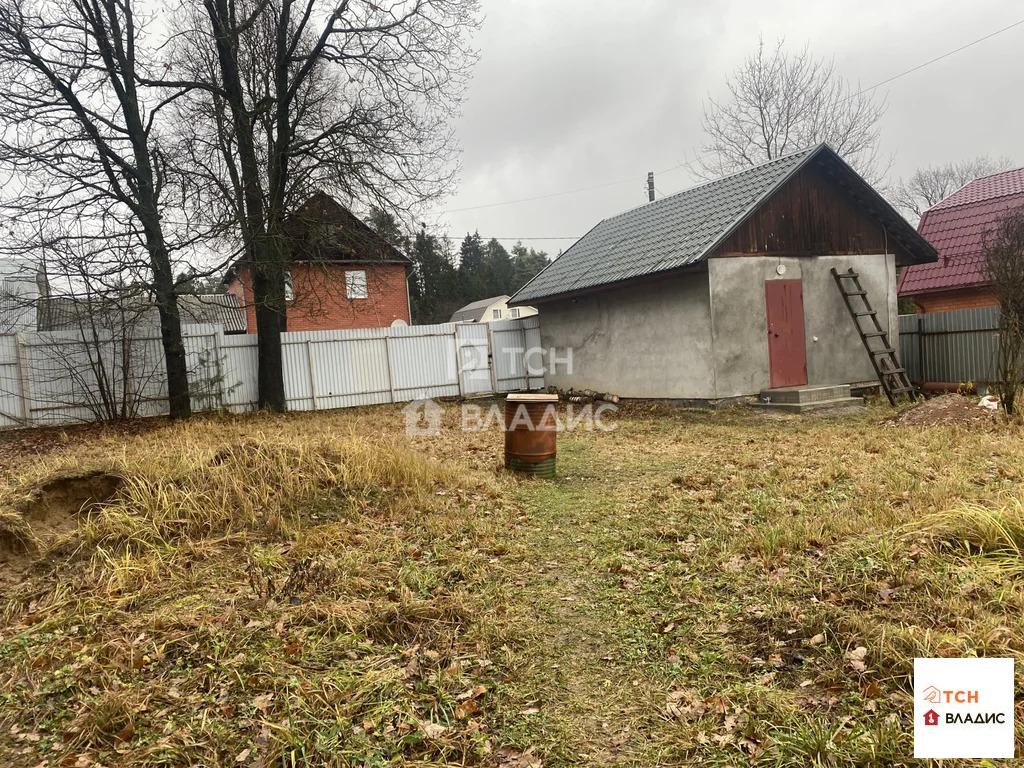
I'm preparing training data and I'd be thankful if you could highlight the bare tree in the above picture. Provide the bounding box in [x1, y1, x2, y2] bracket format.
[890, 155, 1016, 223]
[983, 210, 1024, 415]
[700, 38, 887, 182]
[171, 0, 478, 411]
[0, 0, 202, 420]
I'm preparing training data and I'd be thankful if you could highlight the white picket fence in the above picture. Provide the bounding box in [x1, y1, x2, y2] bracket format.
[0, 317, 544, 428]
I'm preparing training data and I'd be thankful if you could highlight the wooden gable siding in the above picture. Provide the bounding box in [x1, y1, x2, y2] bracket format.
[711, 163, 910, 261]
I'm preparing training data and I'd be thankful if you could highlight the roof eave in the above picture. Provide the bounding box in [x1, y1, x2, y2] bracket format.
[510, 263, 708, 306]
[899, 278, 991, 298]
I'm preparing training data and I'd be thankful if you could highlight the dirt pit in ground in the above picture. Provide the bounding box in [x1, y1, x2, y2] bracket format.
[886, 393, 999, 428]
[0, 470, 123, 579]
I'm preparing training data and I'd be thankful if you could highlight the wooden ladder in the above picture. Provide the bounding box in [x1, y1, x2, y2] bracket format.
[831, 267, 917, 406]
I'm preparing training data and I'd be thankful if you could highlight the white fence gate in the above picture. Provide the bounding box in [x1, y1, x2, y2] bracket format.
[0, 316, 544, 429]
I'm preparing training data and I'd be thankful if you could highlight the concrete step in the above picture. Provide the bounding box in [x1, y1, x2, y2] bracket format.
[760, 384, 852, 405]
[753, 396, 864, 414]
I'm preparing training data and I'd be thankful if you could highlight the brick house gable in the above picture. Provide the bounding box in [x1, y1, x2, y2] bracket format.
[224, 194, 411, 333]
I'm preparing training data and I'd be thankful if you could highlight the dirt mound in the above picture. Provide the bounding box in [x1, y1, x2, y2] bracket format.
[887, 393, 998, 428]
[0, 470, 123, 577]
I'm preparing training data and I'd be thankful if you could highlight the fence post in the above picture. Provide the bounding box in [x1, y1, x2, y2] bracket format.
[486, 323, 499, 394]
[305, 340, 318, 410]
[384, 332, 397, 403]
[212, 328, 225, 410]
[916, 315, 924, 384]
[454, 326, 465, 398]
[14, 333, 32, 425]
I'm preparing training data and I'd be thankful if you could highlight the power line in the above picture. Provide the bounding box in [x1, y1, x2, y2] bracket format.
[438, 235, 578, 241]
[851, 16, 1024, 98]
[436, 17, 1024, 217]
[439, 177, 644, 215]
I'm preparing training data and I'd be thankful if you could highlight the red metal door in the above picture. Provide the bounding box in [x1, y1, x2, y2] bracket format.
[765, 279, 807, 388]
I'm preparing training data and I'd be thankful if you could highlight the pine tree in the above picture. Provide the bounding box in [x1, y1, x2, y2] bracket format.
[483, 238, 514, 295]
[410, 226, 460, 324]
[457, 232, 487, 301]
[511, 241, 551, 293]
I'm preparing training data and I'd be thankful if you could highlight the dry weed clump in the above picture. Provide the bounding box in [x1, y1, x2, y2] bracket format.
[915, 493, 1024, 556]
[0, 413, 520, 767]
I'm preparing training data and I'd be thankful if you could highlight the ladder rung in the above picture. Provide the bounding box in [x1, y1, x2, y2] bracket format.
[837, 271, 860, 278]
[854, 310, 877, 316]
[871, 347, 897, 355]
[863, 331, 886, 337]
[880, 367, 906, 375]
[892, 386, 915, 394]
[845, 290, 868, 296]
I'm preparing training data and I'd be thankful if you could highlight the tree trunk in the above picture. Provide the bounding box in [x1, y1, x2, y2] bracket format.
[153, 268, 192, 421]
[251, 255, 287, 412]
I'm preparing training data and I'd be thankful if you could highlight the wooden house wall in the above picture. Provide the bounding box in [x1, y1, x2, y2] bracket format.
[711, 164, 911, 262]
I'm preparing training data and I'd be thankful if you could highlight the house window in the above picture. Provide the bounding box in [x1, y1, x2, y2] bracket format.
[492, 308, 502, 320]
[284, 271, 294, 302]
[510, 307, 520, 319]
[346, 269, 368, 299]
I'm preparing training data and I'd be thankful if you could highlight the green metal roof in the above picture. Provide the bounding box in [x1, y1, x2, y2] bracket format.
[510, 145, 935, 304]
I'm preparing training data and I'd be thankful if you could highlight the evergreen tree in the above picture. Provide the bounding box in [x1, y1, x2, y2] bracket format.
[510, 241, 551, 293]
[410, 226, 460, 324]
[367, 208, 410, 253]
[457, 231, 487, 301]
[483, 238, 514, 295]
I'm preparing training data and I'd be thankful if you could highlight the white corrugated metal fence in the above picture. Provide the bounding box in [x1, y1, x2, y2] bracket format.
[0, 317, 544, 428]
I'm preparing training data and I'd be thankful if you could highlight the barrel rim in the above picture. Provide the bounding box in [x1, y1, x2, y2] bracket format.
[506, 393, 558, 403]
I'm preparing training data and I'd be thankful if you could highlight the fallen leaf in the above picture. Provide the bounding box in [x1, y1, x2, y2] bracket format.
[846, 646, 868, 672]
[234, 748, 251, 763]
[253, 693, 273, 713]
[418, 720, 447, 739]
[456, 684, 487, 701]
[808, 633, 826, 647]
[115, 721, 134, 743]
[455, 698, 482, 719]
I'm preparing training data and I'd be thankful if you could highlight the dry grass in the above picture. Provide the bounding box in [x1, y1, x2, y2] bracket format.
[0, 409, 521, 767]
[2, 400, 1024, 766]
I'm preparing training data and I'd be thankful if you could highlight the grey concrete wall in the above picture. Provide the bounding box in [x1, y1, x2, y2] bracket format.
[538, 271, 716, 399]
[707, 254, 897, 397]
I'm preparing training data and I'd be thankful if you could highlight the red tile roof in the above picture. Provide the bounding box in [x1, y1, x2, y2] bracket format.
[898, 167, 1024, 296]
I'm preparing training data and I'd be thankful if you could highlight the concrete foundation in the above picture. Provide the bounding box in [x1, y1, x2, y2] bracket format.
[755, 384, 864, 413]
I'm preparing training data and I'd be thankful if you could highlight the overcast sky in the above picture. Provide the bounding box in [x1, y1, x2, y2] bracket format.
[424, 0, 1024, 254]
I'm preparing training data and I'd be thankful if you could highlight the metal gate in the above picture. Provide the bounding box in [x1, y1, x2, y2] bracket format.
[455, 323, 493, 395]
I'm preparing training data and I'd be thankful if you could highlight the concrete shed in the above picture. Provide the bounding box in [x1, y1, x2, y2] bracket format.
[509, 144, 938, 403]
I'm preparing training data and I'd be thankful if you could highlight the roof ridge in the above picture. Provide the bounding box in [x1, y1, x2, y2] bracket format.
[967, 165, 1024, 184]
[601, 144, 822, 225]
[927, 167, 1024, 213]
[930, 187, 1024, 214]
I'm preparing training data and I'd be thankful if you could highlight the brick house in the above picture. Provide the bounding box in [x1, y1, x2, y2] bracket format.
[225, 193, 411, 333]
[898, 167, 1024, 313]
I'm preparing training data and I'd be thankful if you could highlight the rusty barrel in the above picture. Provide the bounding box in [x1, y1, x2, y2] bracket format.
[504, 394, 558, 478]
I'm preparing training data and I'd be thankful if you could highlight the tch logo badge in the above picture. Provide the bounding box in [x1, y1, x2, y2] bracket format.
[914, 658, 1014, 759]
[922, 685, 979, 704]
